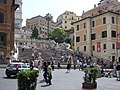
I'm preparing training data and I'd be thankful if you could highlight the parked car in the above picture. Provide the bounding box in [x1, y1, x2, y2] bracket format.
[5, 62, 38, 77]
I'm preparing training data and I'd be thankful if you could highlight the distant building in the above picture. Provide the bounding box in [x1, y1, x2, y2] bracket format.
[56, 11, 81, 31]
[56, 11, 81, 48]
[73, 0, 120, 61]
[26, 15, 56, 39]
[0, 0, 19, 63]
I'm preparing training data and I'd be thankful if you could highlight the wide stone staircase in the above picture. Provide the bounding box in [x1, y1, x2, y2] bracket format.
[18, 47, 62, 62]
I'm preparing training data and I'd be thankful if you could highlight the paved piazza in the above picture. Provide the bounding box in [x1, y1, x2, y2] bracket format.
[37, 69, 120, 90]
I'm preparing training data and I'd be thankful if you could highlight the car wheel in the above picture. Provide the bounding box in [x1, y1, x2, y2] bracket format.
[7, 74, 11, 78]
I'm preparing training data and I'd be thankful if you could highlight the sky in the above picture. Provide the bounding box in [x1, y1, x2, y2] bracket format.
[22, 0, 120, 26]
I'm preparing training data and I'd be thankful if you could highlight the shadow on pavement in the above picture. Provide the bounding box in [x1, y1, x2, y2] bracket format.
[2, 76, 17, 79]
[41, 84, 50, 87]
[39, 79, 45, 83]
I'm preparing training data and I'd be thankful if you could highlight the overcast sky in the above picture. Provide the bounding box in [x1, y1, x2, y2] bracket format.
[22, 0, 120, 26]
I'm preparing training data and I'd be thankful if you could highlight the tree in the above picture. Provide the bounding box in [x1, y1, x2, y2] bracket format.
[31, 26, 39, 39]
[49, 28, 67, 43]
[45, 13, 53, 39]
[64, 38, 72, 47]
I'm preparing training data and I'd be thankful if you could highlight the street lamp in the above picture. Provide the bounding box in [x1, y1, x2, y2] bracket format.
[45, 13, 53, 39]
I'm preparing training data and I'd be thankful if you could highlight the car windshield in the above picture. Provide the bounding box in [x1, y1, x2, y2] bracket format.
[8, 64, 21, 68]
[21, 64, 28, 68]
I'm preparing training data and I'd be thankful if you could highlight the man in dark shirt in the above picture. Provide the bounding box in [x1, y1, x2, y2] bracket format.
[116, 62, 120, 81]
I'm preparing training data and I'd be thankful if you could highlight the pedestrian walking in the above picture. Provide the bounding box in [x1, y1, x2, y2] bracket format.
[51, 61, 55, 71]
[42, 62, 48, 84]
[38, 61, 42, 72]
[47, 62, 52, 85]
[57, 61, 61, 69]
[30, 60, 34, 70]
[116, 62, 120, 81]
[79, 61, 83, 71]
[66, 61, 71, 73]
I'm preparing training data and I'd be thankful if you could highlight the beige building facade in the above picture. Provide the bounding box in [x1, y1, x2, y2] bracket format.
[56, 11, 81, 49]
[73, 0, 120, 62]
[56, 11, 81, 31]
[26, 15, 56, 39]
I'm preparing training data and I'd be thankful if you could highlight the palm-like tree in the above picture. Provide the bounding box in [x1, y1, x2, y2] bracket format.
[45, 13, 53, 39]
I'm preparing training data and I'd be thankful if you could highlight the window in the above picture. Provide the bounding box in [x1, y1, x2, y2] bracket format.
[103, 44, 106, 49]
[102, 31, 107, 38]
[77, 25, 79, 31]
[76, 36, 80, 42]
[91, 33, 96, 40]
[92, 21, 95, 27]
[103, 17, 106, 24]
[84, 35, 86, 41]
[65, 21, 67, 23]
[92, 45, 95, 51]
[65, 16, 67, 18]
[0, 32, 6, 46]
[112, 17, 115, 24]
[84, 46, 86, 51]
[0, 13, 4, 23]
[112, 44, 115, 49]
[0, 0, 6, 4]
[111, 31, 116, 37]
[72, 17, 74, 20]
[84, 22, 86, 28]
[65, 26, 67, 29]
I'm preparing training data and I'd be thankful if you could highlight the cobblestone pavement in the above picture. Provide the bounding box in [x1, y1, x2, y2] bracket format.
[36, 69, 120, 90]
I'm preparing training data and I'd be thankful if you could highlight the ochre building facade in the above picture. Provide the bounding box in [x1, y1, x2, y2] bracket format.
[0, 0, 18, 63]
[73, 0, 120, 61]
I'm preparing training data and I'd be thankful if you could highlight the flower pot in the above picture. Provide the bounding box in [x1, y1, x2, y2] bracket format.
[82, 82, 97, 89]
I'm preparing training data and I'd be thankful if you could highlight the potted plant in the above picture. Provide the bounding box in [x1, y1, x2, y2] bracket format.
[17, 70, 39, 90]
[82, 67, 98, 89]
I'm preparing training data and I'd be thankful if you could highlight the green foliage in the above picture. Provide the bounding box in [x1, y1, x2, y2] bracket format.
[49, 27, 67, 43]
[31, 26, 39, 39]
[83, 67, 98, 83]
[64, 38, 71, 47]
[17, 70, 39, 90]
[45, 13, 53, 21]
[64, 38, 71, 44]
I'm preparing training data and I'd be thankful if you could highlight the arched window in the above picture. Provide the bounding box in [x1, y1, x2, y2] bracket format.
[0, 13, 4, 23]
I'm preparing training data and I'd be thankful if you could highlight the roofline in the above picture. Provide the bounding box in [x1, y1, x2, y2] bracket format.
[72, 10, 120, 25]
[27, 15, 45, 20]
